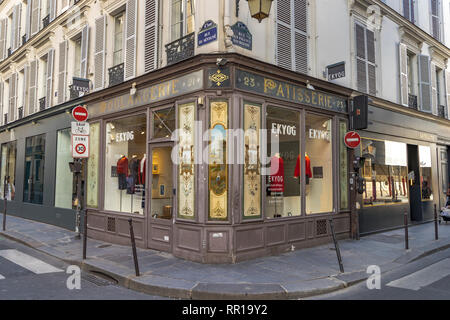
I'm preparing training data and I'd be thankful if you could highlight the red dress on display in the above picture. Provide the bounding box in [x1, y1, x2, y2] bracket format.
[294, 154, 312, 178]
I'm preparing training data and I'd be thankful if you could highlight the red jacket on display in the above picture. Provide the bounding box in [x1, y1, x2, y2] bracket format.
[117, 156, 129, 176]
[294, 154, 312, 178]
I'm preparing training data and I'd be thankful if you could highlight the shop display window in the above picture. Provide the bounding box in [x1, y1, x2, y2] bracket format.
[0, 141, 17, 201]
[208, 101, 228, 221]
[152, 106, 175, 140]
[243, 102, 262, 219]
[104, 115, 147, 215]
[361, 139, 409, 206]
[339, 121, 349, 210]
[24, 134, 46, 205]
[305, 114, 333, 214]
[150, 146, 173, 219]
[177, 102, 196, 219]
[55, 129, 74, 209]
[265, 106, 301, 219]
[87, 123, 100, 208]
[419, 145, 433, 201]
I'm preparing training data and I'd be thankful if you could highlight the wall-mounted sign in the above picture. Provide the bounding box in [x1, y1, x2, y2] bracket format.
[89, 70, 203, 118]
[198, 20, 217, 46]
[236, 69, 347, 113]
[327, 62, 345, 81]
[70, 77, 90, 99]
[231, 22, 252, 50]
[72, 135, 89, 158]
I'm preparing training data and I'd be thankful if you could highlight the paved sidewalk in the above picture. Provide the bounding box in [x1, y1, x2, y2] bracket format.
[1, 213, 450, 299]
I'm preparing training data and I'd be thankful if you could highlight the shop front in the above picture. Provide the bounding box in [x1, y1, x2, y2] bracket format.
[83, 54, 353, 263]
[357, 104, 450, 235]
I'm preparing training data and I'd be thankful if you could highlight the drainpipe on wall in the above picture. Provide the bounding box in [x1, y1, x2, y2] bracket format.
[224, 0, 234, 49]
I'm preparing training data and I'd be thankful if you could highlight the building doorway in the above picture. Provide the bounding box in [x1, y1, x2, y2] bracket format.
[147, 143, 174, 252]
[407, 144, 422, 221]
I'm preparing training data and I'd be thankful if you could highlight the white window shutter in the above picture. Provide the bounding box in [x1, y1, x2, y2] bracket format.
[418, 55, 432, 112]
[14, 4, 22, 51]
[28, 61, 37, 115]
[31, 0, 40, 36]
[430, 0, 440, 40]
[294, 0, 308, 74]
[125, 0, 138, 81]
[0, 19, 6, 60]
[26, 0, 32, 40]
[0, 82, 3, 125]
[50, 0, 57, 22]
[23, 65, 29, 116]
[430, 63, 437, 115]
[366, 29, 376, 95]
[9, 74, 17, 122]
[58, 41, 68, 104]
[145, 0, 158, 73]
[46, 49, 54, 108]
[276, 0, 292, 70]
[399, 43, 408, 106]
[355, 24, 367, 93]
[445, 70, 450, 119]
[94, 15, 106, 90]
[80, 25, 89, 79]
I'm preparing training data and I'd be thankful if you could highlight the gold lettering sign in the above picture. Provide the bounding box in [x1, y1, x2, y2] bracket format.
[88, 71, 203, 118]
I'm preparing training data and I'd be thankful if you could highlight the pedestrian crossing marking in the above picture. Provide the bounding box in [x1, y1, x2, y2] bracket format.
[0, 250, 63, 275]
[386, 258, 450, 291]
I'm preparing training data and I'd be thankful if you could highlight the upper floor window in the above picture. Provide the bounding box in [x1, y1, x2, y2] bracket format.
[275, 0, 308, 74]
[113, 12, 125, 66]
[403, 0, 415, 23]
[170, 0, 194, 41]
[355, 23, 376, 95]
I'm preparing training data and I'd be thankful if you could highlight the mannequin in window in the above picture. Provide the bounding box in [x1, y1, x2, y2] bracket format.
[117, 155, 128, 190]
[294, 153, 312, 184]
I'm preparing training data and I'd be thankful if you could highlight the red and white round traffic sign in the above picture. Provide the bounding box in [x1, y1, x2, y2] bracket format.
[72, 106, 89, 122]
[344, 131, 361, 149]
[75, 144, 86, 155]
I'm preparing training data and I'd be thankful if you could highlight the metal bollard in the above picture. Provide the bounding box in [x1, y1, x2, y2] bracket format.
[128, 219, 140, 277]
[404, 212, 409, 250]
[3, 177, 7, 231]
[83, 209, 88, 260]
[329, 218, 344, 273]
[434, 204, 439, 240]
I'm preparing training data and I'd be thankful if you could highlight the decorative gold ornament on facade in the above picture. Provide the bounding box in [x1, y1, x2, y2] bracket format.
[209, 70, 229, 87]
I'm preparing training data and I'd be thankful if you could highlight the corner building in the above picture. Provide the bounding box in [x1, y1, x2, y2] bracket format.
[0, 0, 449, 263]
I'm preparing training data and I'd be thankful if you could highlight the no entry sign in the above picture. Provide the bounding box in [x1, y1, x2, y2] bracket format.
[344, 131, 361, 149]
[72, 135, 89, 158]
[72, 106, 89, 122]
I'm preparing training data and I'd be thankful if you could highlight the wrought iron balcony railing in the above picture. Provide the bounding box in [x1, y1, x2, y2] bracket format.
[438, 105, 446, 119]
[165, 32, 195, 66]
[39, 97, 46, 111]
[108, 63, 124, 87]
[42, 15, 50, 28]
[408, 94, 418, 110]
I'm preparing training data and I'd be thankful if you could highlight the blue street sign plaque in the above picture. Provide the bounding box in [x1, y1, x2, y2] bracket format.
[231, 22, 252, 50]
[198, 20, 218, 46]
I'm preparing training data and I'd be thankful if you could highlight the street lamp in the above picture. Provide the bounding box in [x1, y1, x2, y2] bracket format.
[246, 0, 274, 23]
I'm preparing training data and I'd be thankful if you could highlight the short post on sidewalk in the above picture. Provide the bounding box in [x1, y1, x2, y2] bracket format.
[128, 218, 140, 277]
[404, 211, 409, 250]
[434, 204, 439, 240]
[2, 176, 7, 231]
[83, 209, 88, 260]
[329, 218, 344, 273]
